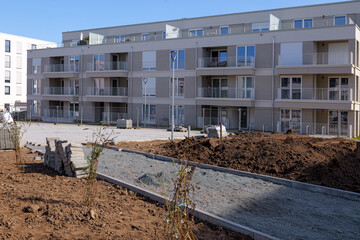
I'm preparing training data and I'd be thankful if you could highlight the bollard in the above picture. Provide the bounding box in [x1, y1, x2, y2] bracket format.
[321, 126, 326, 135]
[188, 126, 191, 138]
[306, 125, 310, 135]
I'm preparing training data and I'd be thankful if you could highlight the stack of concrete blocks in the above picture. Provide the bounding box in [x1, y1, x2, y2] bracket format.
[54, 140, 67, 175]
[207, 125, 228, 138]
[0, 128, 15, 150]
[44, 138, 59, 168]
[65, 142, 88, 178]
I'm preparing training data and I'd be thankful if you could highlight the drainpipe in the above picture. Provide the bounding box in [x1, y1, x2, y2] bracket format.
[131, 45, 133, 120]
[272, 36, 275, 132]
[80, 48, 84, 125]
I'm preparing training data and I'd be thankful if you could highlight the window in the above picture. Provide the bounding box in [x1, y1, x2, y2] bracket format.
[31, 44, 37, 50]
[5, 71, 10, 83]
[115, 36, 126, 43]
[170, 78, 184, 97]
[70, 56, 80, 72]
[143, 104, 156, 123]
[329, 77, 349, 100]
[163, 32, 166, 39]
[211, 78, 228, 98]
[93, 54, 105, 71]
[237, 76, 254, 99]
[31, 100, 40, 116]
[280, 76, 302, 99]
[279, 42, 303, 65]
[69, 102, 79, 117]
[334, 16, 346, 26]
[170, 50, 185, 70]
[142, 51, 156, 71]
[142, 33, 149, 41]
[5, 55, 11, 68]
[16, 72, 22, 84]
[5, 40, 10, 52]
[71, 40, 78, 46]
[16, 86, 22, 96]
[142, 78, 156, 97]
[189, 29, 203, 37]
[281, 109, 301, 132]
[329, 111, 348, 135]
[32, 79, 40, 95]
[5, 86, 10, 95]
[16, 56, 22, 69]
[237, 46, 255, 67]
[32, 58, 41, 73]
[294, 19, 313, 29]
[220, 26, 229, 35]
[16, 42, 22, 54]
[169, 105, 184, 126]
[210, 50, 227, 67]
[252, 22, 269, 32]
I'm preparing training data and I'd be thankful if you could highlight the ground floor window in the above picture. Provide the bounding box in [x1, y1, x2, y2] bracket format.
[69, 102, 79, 118]
[142, 104, 156, 123]
[169, 105, 184, 126]
[329, 110, 348, 135]
[280, 109, 301, 132]
[32, 100, 40, 116]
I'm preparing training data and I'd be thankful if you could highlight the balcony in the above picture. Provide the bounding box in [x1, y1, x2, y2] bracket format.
[197, 57, 255, 76]
[44, 87, 79, 96]
[276, 88, 353, 110]
[43, 109, 79, 122]
[87, 87, 128, 96]
[277, 51, 354, 74]
[43, 64, 80, 78]
[197, 87, 254, 107]
[86, 61, 128, 78]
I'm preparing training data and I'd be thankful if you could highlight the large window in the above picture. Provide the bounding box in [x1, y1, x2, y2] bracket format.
[252, 22, 269, 32]
[32, 58, 41, 73]
[169, 105, 184, 126]
[5, 71, 10, 83]
[170, 78, 184, 97]
[220, 26, 229, 35]
[5, 86, 10, 95]
[16, 56, 22, 69]
[5, 55, 11, 68]
[170, 50, 185, 70]
[93, 54, 105, 71]
[5, 40, 10, 52]
[329, 111, 348, 135]
[142, 78, 156, 97]
[329, 77, 349, 100]
[294, 19, 313, 29]
[114, 36, 125, 43]
[31, 100, 40, 116]
[70, 56, 80, 72]
[142, 33, 149, 41]
[237, 46, 255, 67]
[237, 76, 254, 99]
[281, 109, 301, 132]
[280, 76, 302, 99]
[32, 79, 40, 95]
[143, 104, 156, 123]
[189, 29, 203, 37]
[142, 51, 156, 71]
[334, 16, 346, 26]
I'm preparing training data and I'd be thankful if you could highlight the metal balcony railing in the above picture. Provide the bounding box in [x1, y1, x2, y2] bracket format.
[102, 112, 128, 122]
[44, 87, 79, 95]
[278, 51, 353, 66]
[198, 56, 255, 68]
[87, 61, 128, 71]
[87, 87, 128, 96]
[44, 64, 79, 72]
[197, 87, 255, 99]
[277, 88, 353, 101]
[43, 109, 79, 119]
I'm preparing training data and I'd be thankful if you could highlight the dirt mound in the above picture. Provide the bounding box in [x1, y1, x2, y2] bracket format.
[0, 149, 250, 240]
[118, 133, 360, 193]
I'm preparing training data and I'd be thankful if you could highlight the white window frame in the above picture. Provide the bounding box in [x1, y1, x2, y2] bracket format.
[32, 58, 41, 73]
[328, 76, 349, 101]
[93, 54, 105, 71]
[236, 45, 256, 67]
[5, 55, 11, 68]
[32, 79, 40, 95]
[5, 70, 10, 83]
[280, 109, 302, 133]
[220, 26, 230, 35]
[280, 76, 302, 100]
[169, 77, 185, 98]
[188, 28, 203, 37]
[142, 104, 156, 124]
[334, 15, 346, 26]
[294, 18, 313, 29]
[5, 86, 10, 95]
[252, 22, 270, 32]
[169, 50, 185, 70]
[236, 76, 255, 99]
[142, 33, 149, 41]
[69, 56, 80, 72]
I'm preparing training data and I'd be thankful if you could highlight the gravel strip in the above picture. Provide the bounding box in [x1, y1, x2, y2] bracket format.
[80, 147, 360, 240]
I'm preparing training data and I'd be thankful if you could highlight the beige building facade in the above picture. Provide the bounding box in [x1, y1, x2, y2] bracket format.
[27, 1, 360, 137]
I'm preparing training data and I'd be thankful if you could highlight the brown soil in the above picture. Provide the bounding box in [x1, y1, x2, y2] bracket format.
[0, 149, 251, 240]
[116, 132, 360, 193]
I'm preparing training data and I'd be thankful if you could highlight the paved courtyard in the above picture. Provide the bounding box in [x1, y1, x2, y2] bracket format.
[23, 122, 203, 145]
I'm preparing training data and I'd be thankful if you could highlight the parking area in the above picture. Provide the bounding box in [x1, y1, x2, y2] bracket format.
[23, 123, 203, 145]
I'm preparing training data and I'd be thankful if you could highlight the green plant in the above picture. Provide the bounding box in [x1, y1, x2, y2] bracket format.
[83, 126, 115, 207]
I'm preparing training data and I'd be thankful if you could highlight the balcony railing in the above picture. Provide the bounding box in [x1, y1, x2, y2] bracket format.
[44, 64, 79, 72]
[87, 87, 128, 96]
[198, 87, 255, 99]
[277, 88, 353, 101]
[35, 16, 355, 49]
[278, 51, 353, 66]
[198, 56, 255, 68]
[102, 112, 128, 122]
[44, 87, 79, 95]
[43, 109, 79, 119]
[87, 61, 128, 71]
[278, 121, 351, 137]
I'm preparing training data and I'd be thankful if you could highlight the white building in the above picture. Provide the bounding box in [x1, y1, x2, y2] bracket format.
[0, 33, 54, 112]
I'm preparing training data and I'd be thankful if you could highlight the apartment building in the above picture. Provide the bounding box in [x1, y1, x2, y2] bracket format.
[0, 33, 54, 112]
[27, 1, 360, 137]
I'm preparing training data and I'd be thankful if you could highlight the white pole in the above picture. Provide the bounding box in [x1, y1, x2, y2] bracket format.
[171, 51, 177, 140]
[143, 78, 147, 128]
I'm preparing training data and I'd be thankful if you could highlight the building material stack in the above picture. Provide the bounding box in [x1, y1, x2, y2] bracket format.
[44, 137, 59, 168]
[65, 142, 88, 178]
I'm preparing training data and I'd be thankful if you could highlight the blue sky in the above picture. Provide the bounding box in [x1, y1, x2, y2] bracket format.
[0, 0, 346, 43]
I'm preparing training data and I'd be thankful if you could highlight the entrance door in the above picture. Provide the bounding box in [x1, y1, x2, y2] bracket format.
[329, 77, 348, 100]
[239, 107, 247, 129]
[212, 78, 228, 98]
[112, 55, 119, 70]
[329, 110, 348, 135]
[211, 50, 227, 67]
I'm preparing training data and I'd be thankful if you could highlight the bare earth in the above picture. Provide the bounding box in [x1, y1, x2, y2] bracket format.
[0, 149, 250, 240]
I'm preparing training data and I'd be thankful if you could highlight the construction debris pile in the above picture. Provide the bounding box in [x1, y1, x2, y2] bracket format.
[44, 138, 88, 178]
